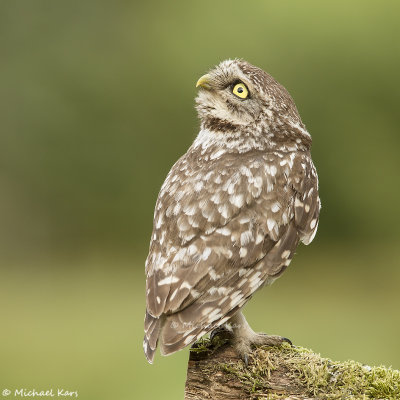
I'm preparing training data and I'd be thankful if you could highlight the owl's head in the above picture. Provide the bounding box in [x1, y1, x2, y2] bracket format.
[195, 59, 303, 134]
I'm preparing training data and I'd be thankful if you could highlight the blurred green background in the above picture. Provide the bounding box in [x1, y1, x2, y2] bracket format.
[1, 1, 399, 399]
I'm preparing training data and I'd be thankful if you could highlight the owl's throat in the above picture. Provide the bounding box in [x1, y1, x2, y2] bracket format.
[202, 117, 240, 134]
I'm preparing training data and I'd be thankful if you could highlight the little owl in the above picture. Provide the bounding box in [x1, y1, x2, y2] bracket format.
[143, 59, 320, 364]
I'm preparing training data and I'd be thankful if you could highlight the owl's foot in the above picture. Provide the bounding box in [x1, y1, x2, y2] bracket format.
[234, 332, 292, 366]
[228, 311, 292, 366]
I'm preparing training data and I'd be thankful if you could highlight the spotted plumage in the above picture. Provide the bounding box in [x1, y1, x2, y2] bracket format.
[143, 59, 320, 363]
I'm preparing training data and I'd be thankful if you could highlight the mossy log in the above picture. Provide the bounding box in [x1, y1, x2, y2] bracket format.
[184, 337, 400, 400]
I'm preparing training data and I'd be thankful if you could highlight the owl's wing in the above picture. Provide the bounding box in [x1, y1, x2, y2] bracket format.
[158, 218, 300, 356]
[144, 152, 319, 361]
[293, 159, 320, 245]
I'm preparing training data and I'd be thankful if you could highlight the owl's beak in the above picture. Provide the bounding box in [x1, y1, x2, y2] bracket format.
[196, 74, 212, 90]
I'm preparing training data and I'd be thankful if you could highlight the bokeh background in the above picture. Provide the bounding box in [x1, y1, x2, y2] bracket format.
[1, 1, 399, 399]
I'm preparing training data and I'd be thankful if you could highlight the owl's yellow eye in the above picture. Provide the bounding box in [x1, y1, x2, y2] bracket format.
[232, 82, 249, 99]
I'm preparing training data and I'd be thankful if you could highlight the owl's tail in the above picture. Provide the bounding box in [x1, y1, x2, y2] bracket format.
[143, 310, 162, 364]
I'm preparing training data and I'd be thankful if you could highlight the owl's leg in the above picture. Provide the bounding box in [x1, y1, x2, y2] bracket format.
[228, 311, 291, 365]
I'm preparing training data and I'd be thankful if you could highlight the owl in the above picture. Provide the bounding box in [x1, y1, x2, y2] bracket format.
[143, 59, 320, 364]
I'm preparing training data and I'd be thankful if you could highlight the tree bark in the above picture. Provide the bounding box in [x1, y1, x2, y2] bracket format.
[184, 338, 400, 400]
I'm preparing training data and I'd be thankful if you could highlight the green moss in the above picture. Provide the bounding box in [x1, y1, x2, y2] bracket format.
[189, 334, 230, 354]
[214, 342, 400, 399]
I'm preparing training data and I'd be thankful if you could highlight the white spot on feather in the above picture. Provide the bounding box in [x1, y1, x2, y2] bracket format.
[173, 203, 181, 215]
[173, 247, 186, 262]
[267, 218, 276, 231]
[202, 247, 212, 260]
[208, 287, 217, 295]
[218, 204, 231, 219]
[255, 233, 264, 244]
[239, 247, 247, 258]
[211, 191, 223, 204]
[288, 153, 296, 168]
[184, 204, 197, 216]
[194, 181, 204, 191]
[217, 287, 227, 295]
[188, 244, 198, 256]
[181, 281, 192, 290]
[169, 288, 178, 301]
[281, 250, 291, 259]
[230, 293, 244, 308]
[209, 267, 220, 280]
[208, 308, 222, 320]
[240, 230, 253, 246]
[254, 176, 263, 188]
[271, 202, 280, 213]
[158, 276, 179, 286]
[239, 166, 252, 177]
[295, 197, 304, 208]
[156, 214, 163, 229]
[210, 149, 226, 160]
[230, 193, 245, 208]
[216, 227, 231, 236]
[249, 271, 262, 288]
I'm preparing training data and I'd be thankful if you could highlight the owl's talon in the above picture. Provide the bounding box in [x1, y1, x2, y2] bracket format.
[282, 337, 293, 346]
[210, 326, 230, 341]
[254, 333, 292, 347]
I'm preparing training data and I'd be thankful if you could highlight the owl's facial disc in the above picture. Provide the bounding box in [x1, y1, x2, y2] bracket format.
[195, 68, 262, 130]
[195, 59, 305, 136]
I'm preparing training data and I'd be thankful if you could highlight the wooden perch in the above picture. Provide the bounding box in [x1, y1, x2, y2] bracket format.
[184, 337, 400, 399]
